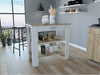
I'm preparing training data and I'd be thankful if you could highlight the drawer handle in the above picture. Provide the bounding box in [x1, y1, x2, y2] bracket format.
[50, 27, 57, 29]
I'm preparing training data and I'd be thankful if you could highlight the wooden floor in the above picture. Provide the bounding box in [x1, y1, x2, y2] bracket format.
[0, 43, 100, 75]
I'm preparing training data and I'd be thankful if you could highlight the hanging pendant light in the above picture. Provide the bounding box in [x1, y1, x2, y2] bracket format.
[38, 3, 44, 11]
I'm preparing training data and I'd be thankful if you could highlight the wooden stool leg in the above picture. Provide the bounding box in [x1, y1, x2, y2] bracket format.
[18, 29, 21, 56]
[21, 28, 24, 51]
[13, 28, 15, 54]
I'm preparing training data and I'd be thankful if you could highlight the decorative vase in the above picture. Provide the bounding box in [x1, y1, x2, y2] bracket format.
[50, 15, 56, 24]
[49, 5, 57, 24]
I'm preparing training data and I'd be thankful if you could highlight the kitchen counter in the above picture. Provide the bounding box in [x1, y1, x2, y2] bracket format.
[89, 26, 100, 28]
[26, 23, 71, 67]
[27, 23, 71, 26]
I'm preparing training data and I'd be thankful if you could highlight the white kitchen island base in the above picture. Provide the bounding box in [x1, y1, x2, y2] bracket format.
[26, 23, 71, 67]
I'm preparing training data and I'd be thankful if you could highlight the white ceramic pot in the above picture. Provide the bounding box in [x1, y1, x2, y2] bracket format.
[50, 15, 55, 24]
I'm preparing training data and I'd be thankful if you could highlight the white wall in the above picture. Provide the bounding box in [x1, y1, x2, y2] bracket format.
[56, 0, 100, 48]
[25, 0, 55, 24]
[25, 0, 100, 49]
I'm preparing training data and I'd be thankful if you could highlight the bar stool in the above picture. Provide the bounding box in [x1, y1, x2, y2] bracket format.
[13, 26, 26, 56]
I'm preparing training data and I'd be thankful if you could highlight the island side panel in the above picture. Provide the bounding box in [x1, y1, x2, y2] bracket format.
[65, 26, 70, 59]
[31, 26, 39, 67]
[26, 25, 30, 59]
[26, 24, 33, 60]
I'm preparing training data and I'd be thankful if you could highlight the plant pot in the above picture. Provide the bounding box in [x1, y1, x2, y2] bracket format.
[7, 38, 11, 46]
[2, 41, 6, 47]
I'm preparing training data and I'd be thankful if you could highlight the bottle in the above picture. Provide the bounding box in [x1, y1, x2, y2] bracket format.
[44, 34, 48, 40]
[39, 34, 43, 40]
[75, 8, 79, 12]
[73, 8, 75, 12]
[41, 45, 46, 54]
[48, 32, 51, 40]
[69, 8, 73, 12]
[51, 32, 54, 40]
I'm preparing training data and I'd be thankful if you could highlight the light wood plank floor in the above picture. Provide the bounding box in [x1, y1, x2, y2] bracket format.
[0, 43, 100, 75]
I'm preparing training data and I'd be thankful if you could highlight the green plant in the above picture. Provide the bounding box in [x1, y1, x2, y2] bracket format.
[0, 31, 7, 42]
[7, 29, 12, 38]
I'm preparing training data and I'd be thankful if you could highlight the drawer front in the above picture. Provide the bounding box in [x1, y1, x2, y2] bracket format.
[88, 27, 100, 34]
[37, 26, 57, 31]
[37, 25, 66, 32]
[56, 25, 67, 30]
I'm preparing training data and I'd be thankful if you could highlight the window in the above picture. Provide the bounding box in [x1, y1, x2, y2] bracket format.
[0, 0, 25, 28]
[13, 0, 25, 13]
[0, 14, 13, 27]
[14, 14, 25, 26]
[0, 0, 12, 13]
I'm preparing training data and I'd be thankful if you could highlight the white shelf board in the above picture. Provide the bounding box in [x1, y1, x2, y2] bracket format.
[94, 0, 100, 3]
[59, 4, 86, 8]
[59, 12, 87, 14]
[39, 37, 65, 44]
[89, 1, 100, 5]
[39, 41, 65, 44]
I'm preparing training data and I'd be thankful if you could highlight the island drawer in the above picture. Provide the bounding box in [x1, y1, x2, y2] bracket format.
[37, 25, 66, 32]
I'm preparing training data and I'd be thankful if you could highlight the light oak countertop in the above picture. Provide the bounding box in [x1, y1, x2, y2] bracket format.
[27, 23, 71, 26]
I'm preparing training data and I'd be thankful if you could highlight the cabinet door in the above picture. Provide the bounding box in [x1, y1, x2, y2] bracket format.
[93, 35, 100, 63]
[87, 34, 95, 59]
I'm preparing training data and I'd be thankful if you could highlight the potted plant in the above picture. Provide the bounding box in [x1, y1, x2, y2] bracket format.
[6, 29, 12, 46]
[0, 31, 7, 47]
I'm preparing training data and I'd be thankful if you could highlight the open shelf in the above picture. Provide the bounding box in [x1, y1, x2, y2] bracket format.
[38, 37, 65, 44]
[88, 1, 100, 6]
[94, 0, 100, 3]
[59, 4, 86, 8]
[59, 12, 87, 14]
[29, 47, 64, 59]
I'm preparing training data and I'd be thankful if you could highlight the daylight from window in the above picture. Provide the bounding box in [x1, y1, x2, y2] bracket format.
[0, 0, 25, 27]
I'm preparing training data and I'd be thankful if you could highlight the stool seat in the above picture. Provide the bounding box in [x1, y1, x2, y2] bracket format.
[13, 26, 26, 29]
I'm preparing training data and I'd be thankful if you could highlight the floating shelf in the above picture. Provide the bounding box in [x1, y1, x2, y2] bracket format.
[94, 1, 100, 3]
[38, 37, 65, 44]
[59, 12, 87, 14]
[88, 1, 100, 6]
[59, 4, 86, 8]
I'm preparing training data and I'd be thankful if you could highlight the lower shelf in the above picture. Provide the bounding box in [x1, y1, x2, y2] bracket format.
[38, 37, 65, 44]
[29, 47, 64, 59]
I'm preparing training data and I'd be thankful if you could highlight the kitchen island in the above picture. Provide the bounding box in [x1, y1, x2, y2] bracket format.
[26, 23, 71, 67]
